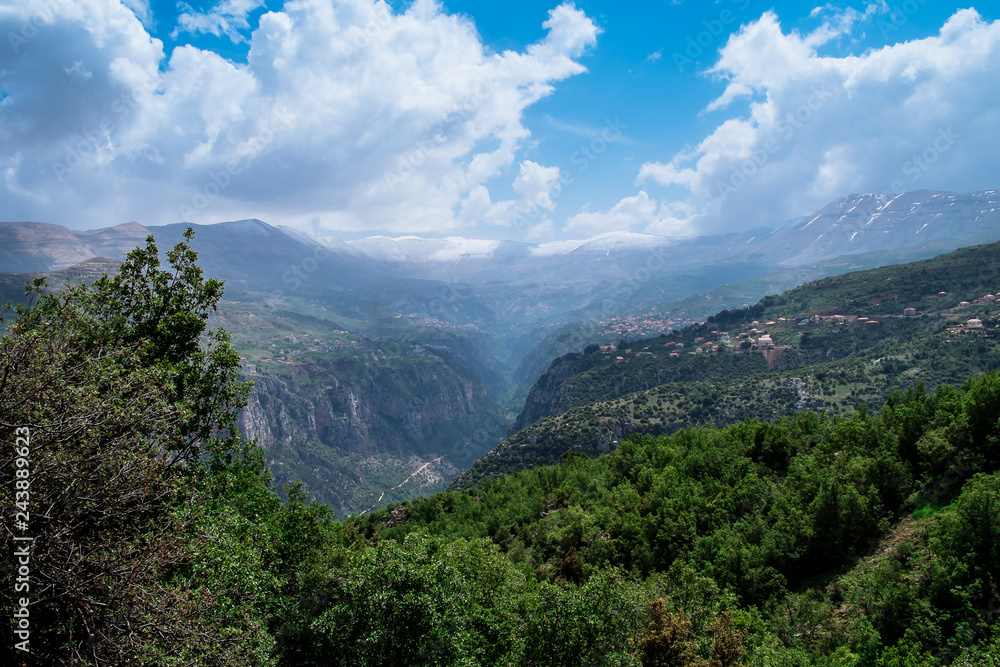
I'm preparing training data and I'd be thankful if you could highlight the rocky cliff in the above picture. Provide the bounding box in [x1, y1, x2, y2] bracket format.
[237, 356, 509, 516]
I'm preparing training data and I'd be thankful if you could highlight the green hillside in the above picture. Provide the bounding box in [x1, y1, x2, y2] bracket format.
[207, 299, 510, 515]
[486, 242, 1000, 487]
[356, 372, 1000, 665]
[455, 318, 999, 489]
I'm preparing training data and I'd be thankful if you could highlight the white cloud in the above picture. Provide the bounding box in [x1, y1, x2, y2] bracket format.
[173, 0, 265, 43]
[566, 191, 658, 235]
[636, 8, 1000, 234]
[562, 190, 695, 238]
[121, 0, 153, 28]
[512, 160, 561, 211]
[0, 0, 598, 233]
[458, 160, 563, 237]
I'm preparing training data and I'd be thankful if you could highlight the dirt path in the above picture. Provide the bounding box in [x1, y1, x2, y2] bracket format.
[358, 454, 448, 516]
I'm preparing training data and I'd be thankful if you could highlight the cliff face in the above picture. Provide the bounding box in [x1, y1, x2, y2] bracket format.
[237, 357, 509, 516]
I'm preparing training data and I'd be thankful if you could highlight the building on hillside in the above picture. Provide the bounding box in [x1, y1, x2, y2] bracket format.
[967, 319, 984, 329]
[903, 308, 919, 317]
[718, 333, 731, 343]
[959, 302, 971, 309]
[758, 334, 774, 348]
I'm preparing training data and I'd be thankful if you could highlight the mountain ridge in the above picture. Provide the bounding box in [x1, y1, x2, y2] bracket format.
[6, 188, 999, 280]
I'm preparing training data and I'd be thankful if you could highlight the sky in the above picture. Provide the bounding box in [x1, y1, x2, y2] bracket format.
[1, 0, 999, 241]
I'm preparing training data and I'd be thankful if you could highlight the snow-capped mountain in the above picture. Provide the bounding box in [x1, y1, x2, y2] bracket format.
[748, 189, 1000, 265]
[4, 188, 1000, 296]
[530, 231, 675, 257]
[346, 231, 678, 265]
[343, 230, 680, 284]
[348, 236, 527, 264]
[277, 224, 364, 257]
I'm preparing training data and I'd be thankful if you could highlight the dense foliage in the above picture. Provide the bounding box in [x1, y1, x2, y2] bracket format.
[358, 375, 1000, 664]
[0, 231, 277, 664]
[4, 236, 1000, 665]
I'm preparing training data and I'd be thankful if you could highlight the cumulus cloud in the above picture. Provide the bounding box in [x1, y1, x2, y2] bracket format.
[0, 0, 599, 232]
[121, 0, 153, 28]
[563, 191, 696, 238]
[512, 160, 561, 211]
[567, 191, 654, 234]
[632, 8, 1000, 234]
[174, 0, 265, 42]
[457, 160, 564, 237]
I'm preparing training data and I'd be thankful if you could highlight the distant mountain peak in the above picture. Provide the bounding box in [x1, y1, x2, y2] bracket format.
[763, 188, 1000, 266]
[213, 219, 274, 235]
[113, 221, 149, 233]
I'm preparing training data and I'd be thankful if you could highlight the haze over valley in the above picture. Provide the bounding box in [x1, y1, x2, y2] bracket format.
[4, 187, 1000, 513]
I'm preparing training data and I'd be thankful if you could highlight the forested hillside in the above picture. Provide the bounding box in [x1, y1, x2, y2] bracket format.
[3, 232, 1000, 665]
[515, 240, 1000, 432]
[476, 242, 1000, 487]
[359, 374, 1000, 664]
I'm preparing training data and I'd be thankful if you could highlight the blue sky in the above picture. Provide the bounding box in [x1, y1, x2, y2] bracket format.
[2, 1, 998, 241]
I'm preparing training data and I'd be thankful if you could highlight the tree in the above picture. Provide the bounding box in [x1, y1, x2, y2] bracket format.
[631, 598, 701, 667]
[0, 230, 270, 665]
[706, 610, 746, 667]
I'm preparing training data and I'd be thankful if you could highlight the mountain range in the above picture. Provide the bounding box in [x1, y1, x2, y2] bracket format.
[5, 189, 999, 280]
[2, 187, 999, 514]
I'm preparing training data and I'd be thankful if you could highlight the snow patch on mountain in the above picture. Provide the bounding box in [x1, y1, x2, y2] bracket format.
[348, 236, 514, 263]
[348, 231, 673, 263]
